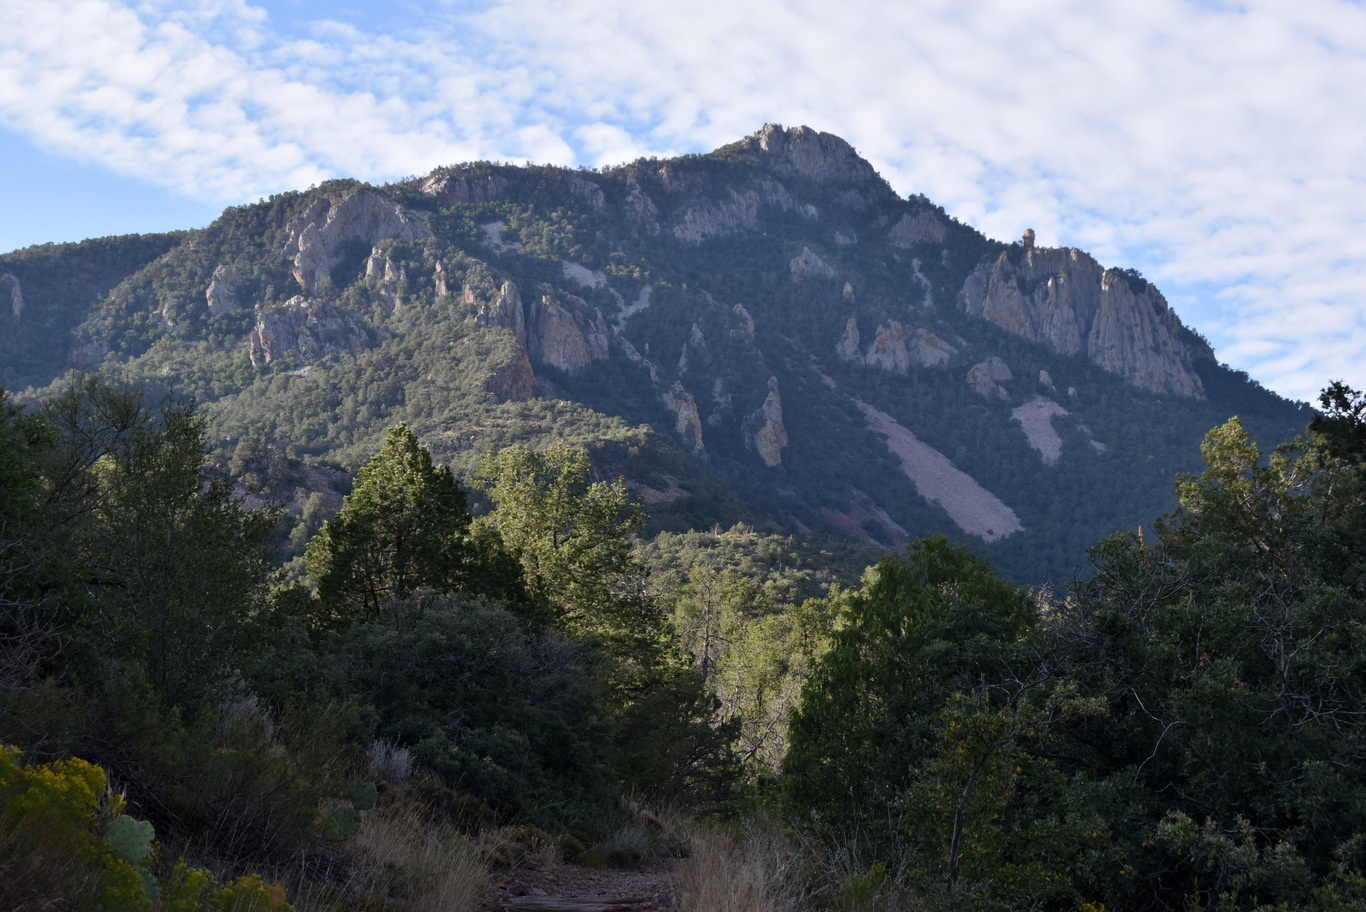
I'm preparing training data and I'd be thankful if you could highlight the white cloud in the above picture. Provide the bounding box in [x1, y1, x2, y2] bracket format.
[2, 0, 1365, 402]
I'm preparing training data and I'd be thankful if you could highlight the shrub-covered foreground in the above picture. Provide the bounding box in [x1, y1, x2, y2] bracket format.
[6, 377, 1366, 911]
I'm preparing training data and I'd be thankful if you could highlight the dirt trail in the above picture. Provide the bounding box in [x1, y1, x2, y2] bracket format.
[487, 857, 682, 912]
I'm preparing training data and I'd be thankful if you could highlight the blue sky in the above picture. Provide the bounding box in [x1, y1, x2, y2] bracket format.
[3, 0, 1365, 404]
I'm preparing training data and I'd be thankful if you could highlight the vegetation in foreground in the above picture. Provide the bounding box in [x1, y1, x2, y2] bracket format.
[4, 377, 1366, 911]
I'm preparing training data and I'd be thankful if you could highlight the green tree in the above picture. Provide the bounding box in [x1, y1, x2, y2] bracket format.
[88, 395, 278, 701]
[477, 442, 652, 647]
[306, 425, 471, 620]
[784, 536, 1036, 823]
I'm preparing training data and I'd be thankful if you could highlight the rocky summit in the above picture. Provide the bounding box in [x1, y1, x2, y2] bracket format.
[0, 124, 1308, 581]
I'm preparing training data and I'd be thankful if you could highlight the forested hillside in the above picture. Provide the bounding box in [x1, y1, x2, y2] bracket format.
[0, 125, 1309, 583]
[4, 375, 1366, 912]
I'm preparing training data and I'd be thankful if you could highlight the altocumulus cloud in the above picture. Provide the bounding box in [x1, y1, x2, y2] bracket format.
[1, 0, 1364, 402]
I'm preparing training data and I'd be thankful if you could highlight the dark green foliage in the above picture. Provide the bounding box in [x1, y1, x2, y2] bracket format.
[306, 424, 471, 621]
[329, 591, 613, 825]
[783, 536, 1034, 821]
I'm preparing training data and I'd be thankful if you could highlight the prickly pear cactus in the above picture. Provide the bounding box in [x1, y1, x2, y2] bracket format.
[108, 814, 155, 864]
[351, 781, 377, 811]
[323, 806, 362, 841]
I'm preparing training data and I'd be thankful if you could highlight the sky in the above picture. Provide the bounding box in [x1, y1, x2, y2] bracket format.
[2, 0, 1364, 404]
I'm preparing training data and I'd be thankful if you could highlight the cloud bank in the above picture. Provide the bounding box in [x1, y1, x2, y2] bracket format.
[2, 0, 1363, 402]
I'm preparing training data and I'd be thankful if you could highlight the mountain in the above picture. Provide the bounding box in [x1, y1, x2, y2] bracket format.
[0, 124, 1310, 582]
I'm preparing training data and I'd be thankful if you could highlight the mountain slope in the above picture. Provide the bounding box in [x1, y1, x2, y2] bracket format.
[0, 125, 1310, 582]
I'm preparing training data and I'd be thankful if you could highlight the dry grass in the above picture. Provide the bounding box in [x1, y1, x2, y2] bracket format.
[288, 799, 486, 912]
[674, 820, 812, 912]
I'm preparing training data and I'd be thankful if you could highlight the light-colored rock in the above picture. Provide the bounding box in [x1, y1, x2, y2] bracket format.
[480, 221, 520, 253]
[843, 320, 956, 371]
[961, 246, 1212, 397]
[1039, 369, 1056, 391]
[624, 186, 661, 236]
[733, 303, 755, 339]
[70, 337, 109, 366]
[283, 190, 432, 294]
[843, 281, 855, 302]
[473, 281, 528, 349]
[888, 211, 948, 247]
[834, 230, 857, 246]
[857, 399, 1022, 541]
[909, 328, 956, 367]
[836, 318, 861, 361]
[566, 174, 606, 211]
[481, 351, 535, 403]
[364, 249, 406, 309]
[662, 381, 705, 455]
[433, 260, 448, 298]
[3, 274, 22, 320]
[562, 261, 608, 289]
[1022, 228, 1036, 248]
[419, 170, 509, 204]
[739, 124, 894, 196]
[616, 285, 652, 329]
[527, 290, 610, 374]
[1012, 396, 1069, 465]
[743, 376, 788, 467]
[911, 257, 934, 308]
[673, 189, 762, 242]
[205, 264, 240, 313]
[248, 296, 368, 367]
[789, 246, 836, 282]
[865, 322, 912, 374]
[967, 357, 1012, 400]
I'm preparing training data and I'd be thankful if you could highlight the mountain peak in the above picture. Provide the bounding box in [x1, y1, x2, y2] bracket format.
[734, 124, 893, 196]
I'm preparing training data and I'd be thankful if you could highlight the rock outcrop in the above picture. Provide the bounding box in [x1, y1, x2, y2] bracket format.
[566, 175, 606, 211]
[836, 318, 861, 361]
[364, 248, 407, 309]
[888, 211, 948, 247]
[418, 170, 510, 205]
[837, 319, 958, 372]
[284, 190, 433, 294]
[482, 352, 535, 403]
[732, 303, 755, 339]
[662, 381, 705, 455]
[737, 124, 894, 198]
[961, 247, 1212, 397]
[529, 291, 611, 373]
[623, 186, 661, 237]
[672, 189, 762, 242]
[205, 264, 240, 313]
[472, 280, 609, 374]
[967, 357, 1013, 400]
[473, 281, 528, 349]
[789, 247, 836, 282]
[2, 274, 22, 320]
[248, 296, 369, 367]
[742, 377, 788, 467]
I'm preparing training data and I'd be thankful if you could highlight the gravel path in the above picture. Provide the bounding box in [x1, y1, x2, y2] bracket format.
[487, 857, 682, 912]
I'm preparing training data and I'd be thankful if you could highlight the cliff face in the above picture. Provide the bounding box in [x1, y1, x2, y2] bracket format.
[284, 189, 433, 294]
[736, 123, 894, 197]
[248, 296, 369, 367]
[837, 318, 957, 373]
[961, 246, 1212, 398]
[742, 376, 788, 467]
[472, 280, 610, 375]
